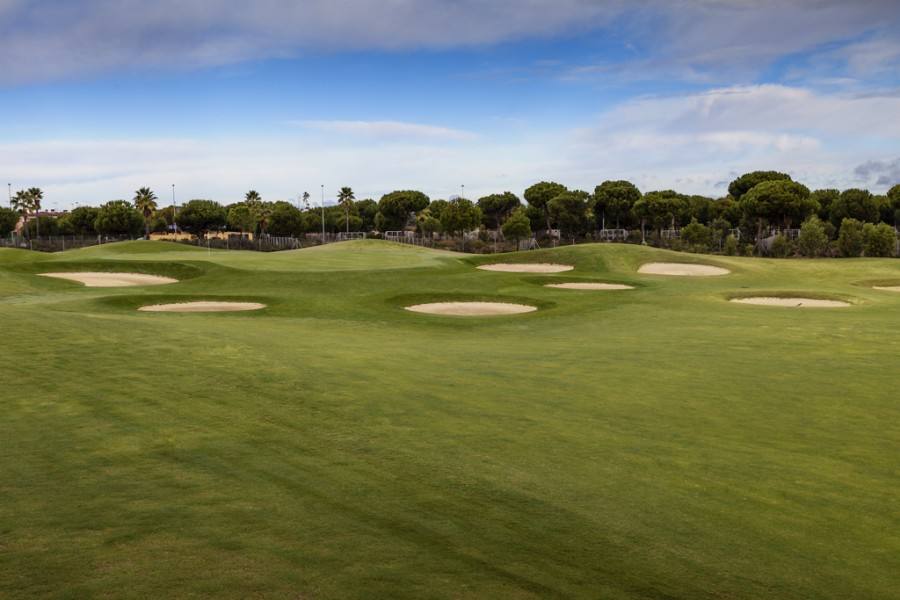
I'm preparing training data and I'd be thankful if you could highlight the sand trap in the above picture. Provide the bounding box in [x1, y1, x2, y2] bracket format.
[40, 272, 177, 287]
[478, 263, 573, 273]
[405, 302, 537, 316]
[138, 301, 265, 313]
[545, 282, 634, 290]
[730, 297, 850, 308]
[638, 262, 730, 276]
[873, 286, 900, 292]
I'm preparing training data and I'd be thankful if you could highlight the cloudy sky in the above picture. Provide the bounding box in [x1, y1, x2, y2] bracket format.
[2, 0, 900, 207]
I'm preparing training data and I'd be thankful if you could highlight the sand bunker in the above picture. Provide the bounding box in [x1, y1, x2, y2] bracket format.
[638, 262, 730, 276]
[477, 263, 574, 273]
[730, 297, 850, 308]
[40, 272, 177, 287]
[138, 301, 265, 313]
[545, 282, 634, 290]
[405, 302, 537, 316]
[873, 286, 900, 292]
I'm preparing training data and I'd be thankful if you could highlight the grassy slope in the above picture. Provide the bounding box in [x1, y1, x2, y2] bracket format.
[51, 239, 459, 272]
[1, 241, 899, 599]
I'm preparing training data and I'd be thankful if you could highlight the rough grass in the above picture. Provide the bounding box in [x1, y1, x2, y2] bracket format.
[1, 240, 899, 599]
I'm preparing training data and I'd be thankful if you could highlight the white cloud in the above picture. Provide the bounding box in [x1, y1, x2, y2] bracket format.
[294, 120, 477, 141]
[5, 84, 899, 207]
[594, 85, 900, 138]
[854, 158, 900, 187]
[562, 84, 900, 194]
[1, 1, 898, 84]
[0, 0, 625, 84]
[0, 136, 551, 207]
[557, 1, 900, 85]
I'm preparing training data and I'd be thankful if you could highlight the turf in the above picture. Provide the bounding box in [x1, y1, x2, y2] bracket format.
[1, 240, 898, 599]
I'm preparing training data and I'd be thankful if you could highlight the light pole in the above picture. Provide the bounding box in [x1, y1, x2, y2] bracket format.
[321, 184, 325, 244]
[460, 184, 466, 252]
[171, 184, 176, 235]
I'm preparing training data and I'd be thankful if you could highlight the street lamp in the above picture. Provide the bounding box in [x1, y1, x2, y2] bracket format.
[321, 184, 325, 244]
[171, 184, 176, 235]
[460, 184, 466, 252]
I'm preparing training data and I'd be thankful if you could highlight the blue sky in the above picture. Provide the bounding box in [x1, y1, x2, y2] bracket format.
[2, 0, 900, 208]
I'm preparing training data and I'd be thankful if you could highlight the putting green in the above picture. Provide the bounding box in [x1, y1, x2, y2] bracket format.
[2, 240, 899, 599]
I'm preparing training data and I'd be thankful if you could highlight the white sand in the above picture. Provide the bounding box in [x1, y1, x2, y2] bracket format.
[40, 272, 178, 287]
[638, 262, 730, 276]
[477, 263, 574, 273]
[730, 297, 850, 308]
[545, 282, 634, 290]
[138, 301, 266, 313]
[405, 302, 537, 316]
[873, 286, 900, 292]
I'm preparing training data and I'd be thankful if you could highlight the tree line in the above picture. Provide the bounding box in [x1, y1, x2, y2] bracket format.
[3, 171, 898, 257]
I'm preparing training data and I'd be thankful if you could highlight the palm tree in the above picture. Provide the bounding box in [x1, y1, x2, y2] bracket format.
[337, 187, 355, 233]
[133, 187, 158, 239]
[244, 191, 264, 235]
[257, 203, 272, 236]
[10, 190, 34, 238]
[27, 187, 43, 237]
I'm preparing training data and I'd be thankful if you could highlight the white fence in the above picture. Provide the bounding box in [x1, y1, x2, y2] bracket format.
[596, 229, 629, 242]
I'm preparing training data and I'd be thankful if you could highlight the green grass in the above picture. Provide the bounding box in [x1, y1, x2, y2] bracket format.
[1, 240, 899, 599]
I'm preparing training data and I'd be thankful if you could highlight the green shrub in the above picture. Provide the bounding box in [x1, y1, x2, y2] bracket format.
[95, 200, 144, 236]
[797, 216, 828, 257]
[723, 234, 738, 256]
[667, 239, 685, 252]
[680, 219, 712, 250]
[64, 206, 100, 235]
[501, 208, 532, 246]
[0, 207, 20, 235]
[268, 202, 304, 236]
[24, 216, 61, 237]
[177, 199, 227, 237]
[863, 223, 897, 257]
[466, 239, 488, 253]
[837, 218, 865, 257]
[710, 217, 731, 249]
[769, 235, 794, 258]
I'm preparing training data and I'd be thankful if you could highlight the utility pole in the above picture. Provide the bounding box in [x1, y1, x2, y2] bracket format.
[321, 184, 325, 245]
[171, 184, 176, 234]
[460, 184, 466, 252]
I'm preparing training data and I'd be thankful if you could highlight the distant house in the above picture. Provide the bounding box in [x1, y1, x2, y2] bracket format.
[13, 210, 67, 235]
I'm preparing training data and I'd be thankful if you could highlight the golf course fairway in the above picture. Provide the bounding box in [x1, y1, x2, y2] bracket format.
[1, 240, 898, 599]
